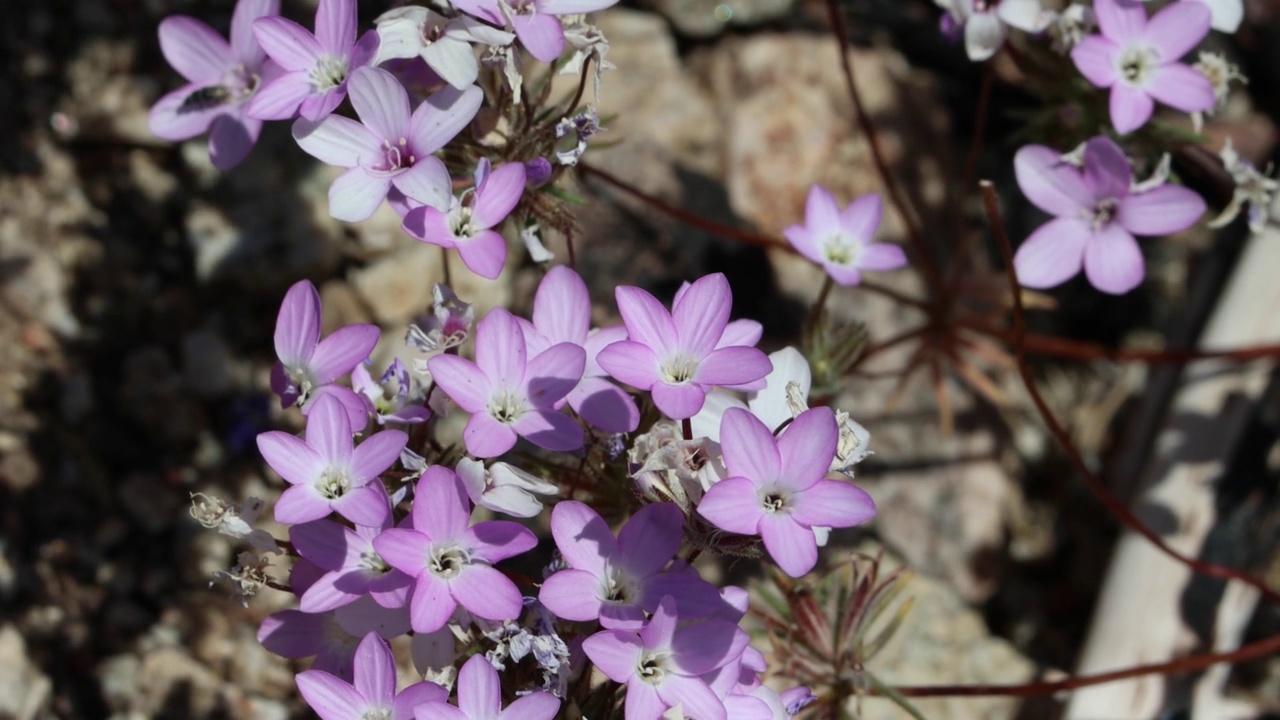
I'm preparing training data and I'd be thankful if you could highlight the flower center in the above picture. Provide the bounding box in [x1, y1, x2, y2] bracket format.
[601, 566, 636, 605]
[429, 545, 470, 579]
[361, 710, 392, 720]
[1086, 198, 1119, 230]
[318, 467, 353, 500]
[487, 388, 526, 424]
[359, 547, 391, 575]
[660, 353, 698, 384]
[451, 204, 476, 239]
[1117, 46, 1159, 86]
[822, 232, 861, 266]
[761, 491, 788, 513]
[636, 651, 672, 685]
[369, 138, 415, 175]
[309, 54, 350, 92]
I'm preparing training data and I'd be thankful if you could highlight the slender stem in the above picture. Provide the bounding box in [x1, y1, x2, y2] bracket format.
[441, 246, 452, 287]
[807, 275, 836, 330]
[979, 180, 1280, 605]
[682, 417, 693, 441]
[566, 226, 577, 269]
[560, 56, 593, 122]
[825, 0, 946, 301]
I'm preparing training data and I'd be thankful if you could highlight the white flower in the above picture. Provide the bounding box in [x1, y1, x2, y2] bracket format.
[1209, 137, 1277, 234]
[373, 6, 514, 89]
[456, 458, 559, 518]
[938, 0, 1055, 61]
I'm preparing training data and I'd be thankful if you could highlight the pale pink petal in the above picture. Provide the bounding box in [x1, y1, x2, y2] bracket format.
[1095, 0, 1148, 43]
[147, 85, 224, 141]
[639, 595, 679, 649]
[512, 408, 583, 451]
[1109, 83, 1155, 135]
[290, 520, 359, 570]
[1142, 1, 1210, 59]
[316, 0, 357, 53]
[657, 676, 727, 720]
[1086, 137, 1134, 201]
[964, 12, 1005, 61]
[1013, 218, 1090, 289]
[418, 466, 471, 543]
[464, 413, 519, 458]
[275, 484, 333, 524]
[804, 185, 842, 234]
[299, 570, 365, 612]
[672, 622, 747, 675]
[472, 162, 527, 229]
[253, 16, 323, 71]
[720, 407, 780, 482]
[698, 477, 765, 535]
[332, 485, 391, 526]
[402, 206, 457, 247]
[652, 382, 707, 419]
[348, 66, 411, 140]
[296, 671, 366, 720]
[641, 573, 724, 620]
[1083, 224, 1145, 294]
[394, 684, 449, 720]
[274, 280, 321, 365]
[427, 354, 491, 413]
[513, 13, 566, 63]
[392, 157, 453, 213]
[625, 683, 666, 720]
[451, 564, 523, 621]
[258, 431, 324, 485]
[247, 72, 310, 119]
[615, 286, 677, 357]
[353, 632, 395, 707]
[328, 168, 393, 222]
[1116, 184, 1205, 236]
[457, 229, 509, 280]
[695, 346, 772, 387]
[498, 693, 560, 720]
[299, 88, 346, 122]
[719, 319, 762, 349]
[1071, 36, 1120, 88]
[414, 703, 468, 720]
[311, 324, 380, 383]
[410, 574, 456, 633]
[775, 406, 838, 492]
[451, 0, 504, 24]
[616, 503, 682, 577]
[159, 17, 233, 84]
[293, 114, 381, 167]
[302, 385, 371, 432]
[582, 631, 643, 684]
[207, 114, 261, 170]
[1014, 145, 1093, 217]
[783, 225, 822, 263]
[525, 342, 585, 407]
[539, 570, 604, 621]
[790, 480, 877, 528]
[409, 84, 484, 155]
[840, 194, 882, 241]
[475, 309, 526, 388]
[599, 602, 647, 630]
[1146, 63, 1215, 113]
[458, 654, 502, 720]
[422, 36, 480, 89]
[760, 514, 819, 577]
[350, 429, 408, 484]
[551, 501, 616, 575]
[372, 528, 431, 576]
[231, 0, 279, 66]
[596, 340, 660, 389]
[533, 267, 590, 345]
[305, 393, 354, 464]
[825, 264, 862, 286]
[859, 243, 907, 271]
[464, 521, 537, 563]
[539, 0, 619, 12]
[672, 273, 732, 357]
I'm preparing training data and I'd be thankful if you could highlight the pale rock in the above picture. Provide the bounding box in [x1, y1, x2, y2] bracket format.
[0, 625, 52, 720]
[349, 240, 514, 327]
[641, 0, 793, 38]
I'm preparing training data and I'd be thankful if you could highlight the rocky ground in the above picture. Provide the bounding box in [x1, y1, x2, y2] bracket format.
[5, 1, 1280, 719]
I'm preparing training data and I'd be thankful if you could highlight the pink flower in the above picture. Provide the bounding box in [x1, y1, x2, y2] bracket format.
[427, 308, 585, 458]
[697, 407, 877, 577]
[597, 273, 772, 420]
[248, 0, 379, 122]
[413, 654, 560, 720]
[452, 0, 620, 63]
[403, 159, 526, 280]
[1071, 0, 1215, 134]
[256, 393, 405, 526]
[783, 187, 907, 286]
[148, 0, 282, 170]
[296, 633, 447, 720]
[289, 515, 413, 612]
[293, 66, 482, 222]
[372, 466, 537, 633]
[1013, 137, 1205, 294]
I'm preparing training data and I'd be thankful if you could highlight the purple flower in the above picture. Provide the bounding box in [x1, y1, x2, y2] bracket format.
[427, 308, 585, 458]
[783, 187, 907, 286]
[1071, 0, 1215, 135]
[403, 159, 526, 280]
[597, 273, 772, 420]
[247, 0, 378, 122]
[270, 279, 379, 429]
[539, 501, 722, 630]
[413, 653, 560, 720]
[148, 0, 281, 170]
[697, 407, 877, 577]
[1012, 137, 1205, 294]
[582, 595, 748, 720]
[290, 516, 413, 612]
[353, 358, 432, 425]
[256, 393, 405, 526]
[294, 66, 482, 222]
[523, 266, 640, 433]
[452, 0, 619, 63]
[373, 466, 538, 633]
[297, 632, 447, 720]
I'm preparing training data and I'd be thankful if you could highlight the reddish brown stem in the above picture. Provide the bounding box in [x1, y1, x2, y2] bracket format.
[946, 63, 996, 295]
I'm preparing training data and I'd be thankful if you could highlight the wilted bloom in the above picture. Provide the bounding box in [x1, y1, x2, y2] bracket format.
[211, 550, 275, 606]
[597, 273, 772, 419]
[697, 407, 877, 577]
[373, 6, 515, 89]
[248, 0, 377, 121]
[783, 187, 907, 286]
[189, 492, 277, 553]
[373, 466, 537, 632]
[407, 284, 475, 354]
[1209, 137, 1277, 234]
[414, 653, 560, 720]
[583, 595, 748, 720]
[560, 18, 615, 101]
[553, 109, 601, 166]
[297, 632, 447, 720]
[1191, 51, 1246, 131]
[456, 457, 559, 518]
[1012, 137, 1205, 294]
[523, 266, 640, 433]
[148, 0, 281, 170]
[256, 393, 404, 526]
[271, 279, 378, 427]
[353, 359, 431, 425]
[1071, 0, 1215, 134]
[290, 516, 413, 612]
[294, 66, 482, 222]
[428, 308, 585, 457]
[936, 0, 1055, 61]
[629, 420, 727, 512]
[403, 159, 526, 280]
[539, 502, 722, 629]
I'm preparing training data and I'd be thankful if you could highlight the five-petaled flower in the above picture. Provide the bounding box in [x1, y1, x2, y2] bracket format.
[783, 186, 907, 286]
[403, 159, 527, 280]
[412, 653, 560, 720]
[296, 632, 447, 720]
